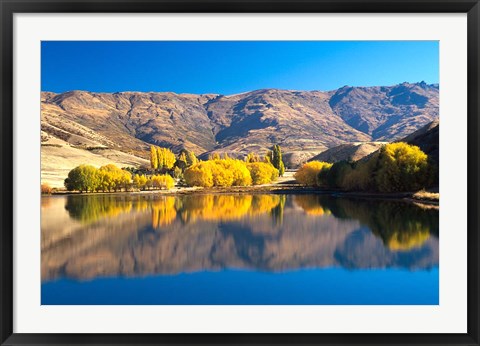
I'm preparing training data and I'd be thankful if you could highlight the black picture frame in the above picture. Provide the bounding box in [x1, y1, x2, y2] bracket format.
[1, 0, 479, 345]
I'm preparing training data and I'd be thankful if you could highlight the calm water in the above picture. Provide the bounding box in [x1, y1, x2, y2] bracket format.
[41, 193, 439, 305]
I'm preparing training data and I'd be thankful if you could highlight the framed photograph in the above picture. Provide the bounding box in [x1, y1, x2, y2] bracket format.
[1, 0, 479, 345]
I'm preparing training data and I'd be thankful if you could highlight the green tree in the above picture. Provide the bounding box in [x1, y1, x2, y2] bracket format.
[264, 150, 272, 164]
[325, 160, 354, 189]
[64, 164, 99, 192]
[176, 152, 188, 171]
[272, 145, 285, 176]
[185, 150, 198, 167]
[173, 166, 183, 179]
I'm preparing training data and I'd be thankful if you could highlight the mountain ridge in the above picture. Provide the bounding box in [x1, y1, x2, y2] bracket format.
[41, 82, 439, 186]
[41, 82, 438, 153]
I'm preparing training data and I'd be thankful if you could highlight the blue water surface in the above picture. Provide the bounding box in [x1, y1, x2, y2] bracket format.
[42, 267, 439, 305]
[41, 194, 439, 305]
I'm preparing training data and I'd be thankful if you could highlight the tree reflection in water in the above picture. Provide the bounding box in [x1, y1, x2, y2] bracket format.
[41, 193, 438, 281]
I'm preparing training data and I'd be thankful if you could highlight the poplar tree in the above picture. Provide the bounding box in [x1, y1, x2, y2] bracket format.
[150, 145, 158, 171]
[185, 150, 198, 167]
[176, 152, 188, 171]
[272, 145, 285, 177]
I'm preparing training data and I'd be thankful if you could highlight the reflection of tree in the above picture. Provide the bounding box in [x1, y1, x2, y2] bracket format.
[294, 195, 332, 216]
[64, 194, 285, 228]
[65, 195, 133, 223]
[41, 197, 52, 209]
[387, 228, 430, 251]
[315, 196, 438, 251]
[178, 194, 281, 223]
[270, 194, 286, 226]
[44, 194, 439, 281]
[151, 197, 177, 228]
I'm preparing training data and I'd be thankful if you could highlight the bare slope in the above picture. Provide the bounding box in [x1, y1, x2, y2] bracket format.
[41, 83, 439, 184]
[308, 142, 387, 163]
[329, 82, 438, 140]
[400, 119, 439, 164]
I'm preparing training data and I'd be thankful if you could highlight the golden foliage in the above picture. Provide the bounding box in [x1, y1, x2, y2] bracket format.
[328, 143, 433, 192]
[179, 194, 280, 222]
[184, 159, 254, 187]
[294, 161, 332, 187]
[98, 164, 132, 192]
[387, 228, 430, 251]
[218, 159, 252, 186]
[245, 152, 260, 163]
[41, 183, 52, 195]
[246, 162, 279, 185]
[250, 194, 281, 215]
[150, 145, 158, 170]
[156, 147, 176, 170]
[184, 162, 214, 187]
[294, 195, 332, 216]
[151, 197, 177, 228]
[151, 174, 175, 190]
[375, 142, 430, 192]
[133, 174, 148, 190]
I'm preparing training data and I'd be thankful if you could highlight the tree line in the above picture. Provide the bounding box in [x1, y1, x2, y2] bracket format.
[294, 142, 434, 193]
[182, 145, 285, 188]
[62, 144, 287, 192]
[64, 164, 174, 192]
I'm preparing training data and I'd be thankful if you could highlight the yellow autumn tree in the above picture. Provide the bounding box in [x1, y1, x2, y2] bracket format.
[156, 147, 176, 170]
[98, 164, 132, 192]
[209, 161, 234, 187]
[246, 162, 279, 185]
[375, 142, 430, 192]
[150, 145, 158, 170]
[151, 174, 175, 190]
[184, 162, 214, 187]
[245, 152, 260, 163]
[294, 161, 333, 187]
[217, 159, 252, 186]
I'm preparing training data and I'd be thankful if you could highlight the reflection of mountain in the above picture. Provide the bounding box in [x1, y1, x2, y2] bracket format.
[41, 194, 438, 281]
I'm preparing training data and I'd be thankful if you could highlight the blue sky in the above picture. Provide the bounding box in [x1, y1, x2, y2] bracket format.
[41, 41, 438, 95]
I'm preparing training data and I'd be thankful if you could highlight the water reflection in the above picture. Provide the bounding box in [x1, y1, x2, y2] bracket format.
[41, 193, 438, 281]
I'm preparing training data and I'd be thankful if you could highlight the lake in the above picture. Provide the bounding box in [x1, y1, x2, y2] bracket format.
[41, 193, 439, 305]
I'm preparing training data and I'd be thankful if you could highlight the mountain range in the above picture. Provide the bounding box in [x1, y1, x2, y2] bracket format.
[41, 82, 439, 186]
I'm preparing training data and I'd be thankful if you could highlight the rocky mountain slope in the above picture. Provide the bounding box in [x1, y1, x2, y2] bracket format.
[308, 142, 387, 165]
[41, 82, 438, 185]
[400, 119, 439, 164]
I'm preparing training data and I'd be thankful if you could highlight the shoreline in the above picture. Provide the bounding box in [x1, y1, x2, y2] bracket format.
[47, 184, 439, 206]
